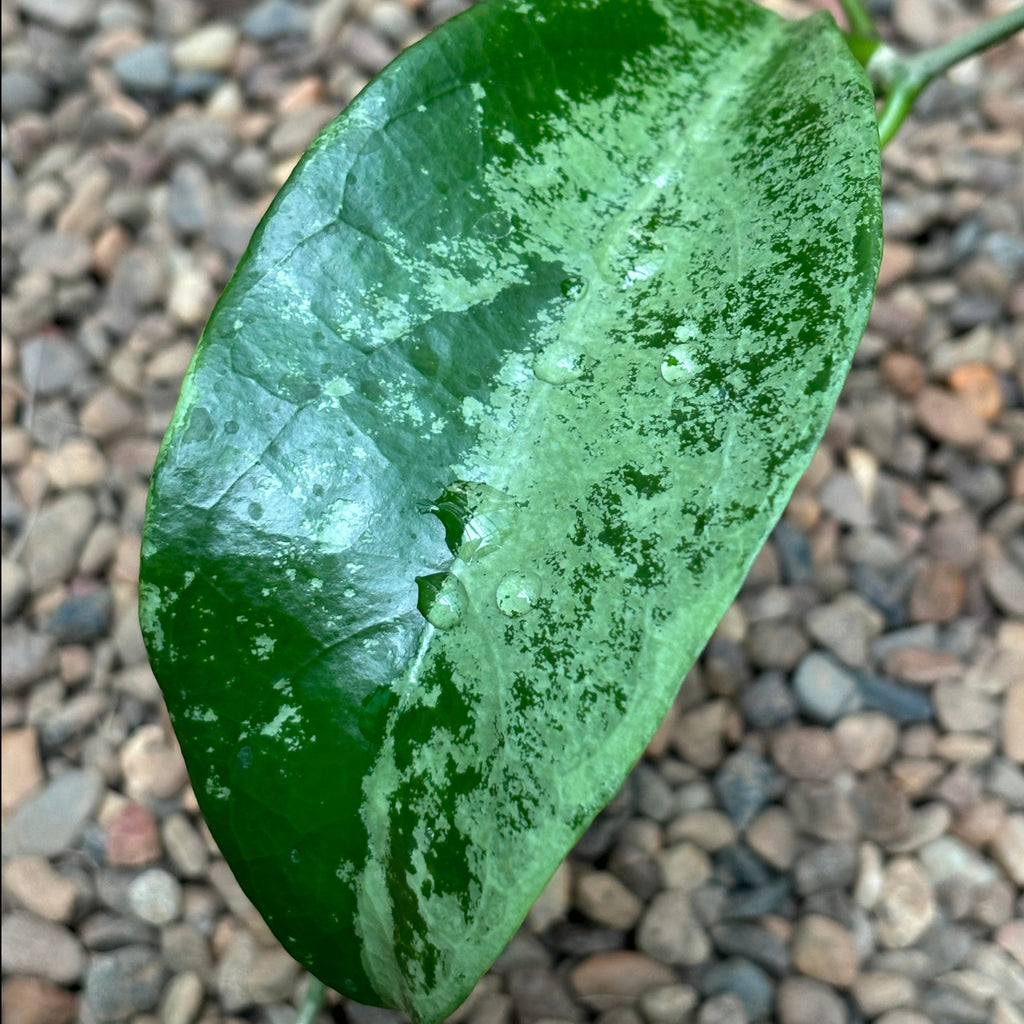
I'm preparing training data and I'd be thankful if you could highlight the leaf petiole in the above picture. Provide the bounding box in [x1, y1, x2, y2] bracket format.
[294, 977, 327, 1024]
[869, 4, 1024, 146]
[838, 0, 877, 39]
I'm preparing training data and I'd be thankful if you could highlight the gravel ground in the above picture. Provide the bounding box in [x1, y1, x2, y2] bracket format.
[1, 0, 1022, 1023]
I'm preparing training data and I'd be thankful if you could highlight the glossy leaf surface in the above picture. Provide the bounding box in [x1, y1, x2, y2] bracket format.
[140, 0, 881, 1019]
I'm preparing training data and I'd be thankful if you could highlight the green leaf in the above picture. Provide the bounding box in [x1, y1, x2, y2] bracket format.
[140, 0, 881, 1019]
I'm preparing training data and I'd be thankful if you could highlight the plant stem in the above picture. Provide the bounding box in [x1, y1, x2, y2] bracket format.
[838, 0, 877, 39]
[295, 977, 327, 1024]
[874, 5, 1024, 147]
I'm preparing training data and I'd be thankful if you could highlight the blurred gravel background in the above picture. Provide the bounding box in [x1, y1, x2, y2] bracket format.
[1, 0, 1022, 1022]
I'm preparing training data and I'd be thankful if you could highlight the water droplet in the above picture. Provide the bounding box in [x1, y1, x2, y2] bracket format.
[475, 211, 513, 238]
[416, 572, 467, 629]
[248, 501, 264, 520]
[424, 827, 435, 841]
[560, 277, 586, 300]
[533, 340, 585, 384]
[660, 345, 696, 385]
[496, 571, 541, 617]
[419, 481, 514, 561]
[291, 849, 301, 864]
[237, 745, 253, 770]
[224, 420, 239, 435]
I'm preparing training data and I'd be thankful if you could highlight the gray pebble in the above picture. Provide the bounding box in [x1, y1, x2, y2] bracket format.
[242, 0, 311, 41]
[637, 889, 711, 967]
[18, 0, 97, 31]
[160, 922, 213, 979]
[20, 334, 88, 395]
[112, 42, 173, 94]
[168, 161, 213, 236]
[711, 923, 790, 976]
[507, 966, 583, 1023]
[745, 620, 809, 671]
[794, 842, 858, 894]
[0, 911, 86, 983]
[777, 976, 849, 1024]
[128, 868, 183, 925]
[1, 623, 57, 691]
[23, 491, 97, 591]
[714, 749, 784, 830]
[793, 652, 863, 723]
[80, 911, 157, 951]
[855, 670, 933, 722]
[772, 520, 814, 584]
[740, 672, 797, 729]
[44, 588, 113, 643]
[1, 70, 48, 117]
[696, 992, 749, 1024]
[84, 944, 166, 1022]
[720, 877, 793, 921]
[2, 768, 103, 857]
[697, 958, 774, 1020]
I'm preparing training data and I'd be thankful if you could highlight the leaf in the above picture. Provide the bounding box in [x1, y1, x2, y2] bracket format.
[140, 0, 881, 1020]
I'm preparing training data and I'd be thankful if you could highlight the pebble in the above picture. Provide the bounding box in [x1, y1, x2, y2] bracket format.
[695, 993, 748, 1024]
[1, 557, 29, 620]
[787, 780, 860, 842]
[835, 713, 899, 772]
[746, 807, 797, 870]
[1005, 682, 1024, 763]
[855, 671, 934, 723]
[915, 387, 987, 447]
[805, 594, 884, 667]
[933, 680, 998, 733]
[84, 945, 166, 1021]
[656, 841, 712, 891]
[776, 976, 849, 1024]
[711, 923, 790, 976]
[159, 971, 204, 1024]
[983, 553, 1024, 617]
[671, 700, 730, 770]
[639, 984, 698, 1024]
[243, 0, 310, 41]
[874, 857, 937, 948]
[792, 653, 862, 724]
[171, 24, 239, 73]
[20, 335, 88, 395]
[0, 911, 85, 984]
[794, 843, 858, 895]
[1, 727, 43, 816]
[851, 971, 917, 1016]
[244, 947, 299, 1004]
[574, 871, 643, 932]
[636, 889, 711, 966]
[666, 809, 737, 852]
[740, 671, 797, 728]
[909, 562, 967, 623]
[22, 492, 97, 591]
[112, 43, 174, 94]
[991, 814, 1024, 886]
[120, 724, 188, 801]
[697, 958, 774, 1019]
[45, 589, 113, 644]
[791, 914, 859, 987]
[0, 976, 77, 1024]
[772, 727, 843, 782]
[105, 801, 161, 867]
[714, 750, 784, 830]
[2, 768, 103, 857]
[2, 856, 79, 922]
[161, 813, 209, 879]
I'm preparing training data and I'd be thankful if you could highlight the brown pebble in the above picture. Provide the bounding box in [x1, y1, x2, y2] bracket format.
[771, 726, 843, 782]
[874, 857, 936, 948]
[105, 800, 162, 867]
[0, 976, 77, 1024]
[915, 386, 987, 447]
[791, 914, 859, 987]
[909, 562, 966, 623]
[1, 727, 44, 818]
[879, 351, 925, 397]
[882, 647, 961, 683]
[948, 362, 1002, 421]
[569, 951, 676, 1003]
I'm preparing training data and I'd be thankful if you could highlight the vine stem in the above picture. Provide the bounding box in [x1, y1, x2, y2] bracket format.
[294, 977, 327, 1024]
[838, 0, 877, 39]
[873, 5, 1024, 147]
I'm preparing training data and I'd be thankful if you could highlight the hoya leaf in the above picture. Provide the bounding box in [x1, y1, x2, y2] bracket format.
[140, 0, 881, 1020]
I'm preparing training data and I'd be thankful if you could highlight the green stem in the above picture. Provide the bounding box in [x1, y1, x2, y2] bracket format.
[874, 5, 1024, 147]
[294, 977, 327, 1024]
[838, 0, 877, 39]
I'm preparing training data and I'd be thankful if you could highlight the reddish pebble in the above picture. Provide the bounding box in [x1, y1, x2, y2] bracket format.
[105, 801, 161, 867]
